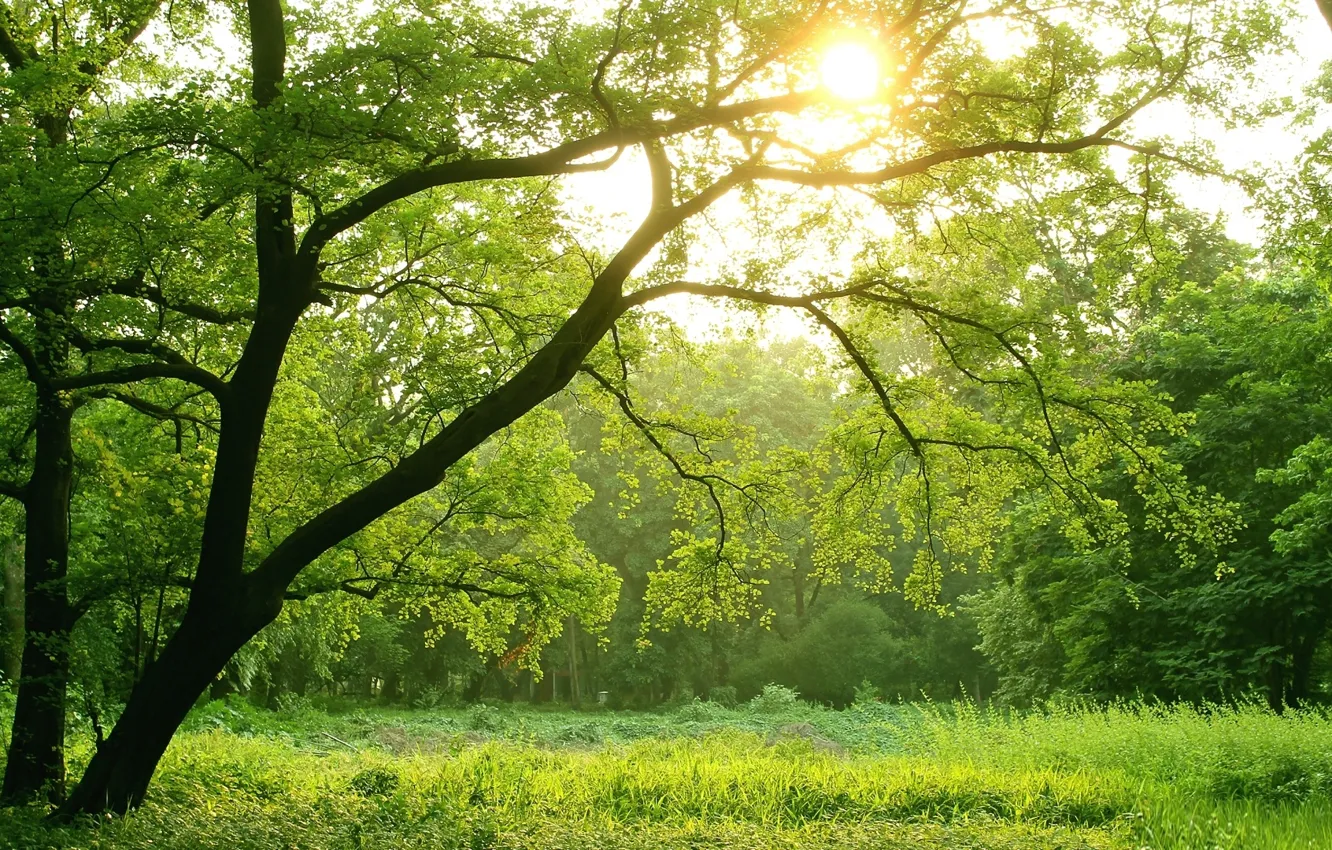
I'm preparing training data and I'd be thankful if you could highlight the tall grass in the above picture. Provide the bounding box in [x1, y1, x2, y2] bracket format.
[897, 700, 1332, 803]
[4, 698, 1332, 849]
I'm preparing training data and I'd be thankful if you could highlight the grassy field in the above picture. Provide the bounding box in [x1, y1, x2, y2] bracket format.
[2, 692, 1331, 849]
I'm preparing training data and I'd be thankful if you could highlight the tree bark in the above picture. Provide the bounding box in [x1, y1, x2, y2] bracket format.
[1287, 628, 1321, 710]
[1, 536, 22, 683]
[2, 393, 74, 804]
[792, 564, 806, 620]
[1266, 658, 1286, 715]
[568, 615, 580, 707]
[60, 584, 275, 814]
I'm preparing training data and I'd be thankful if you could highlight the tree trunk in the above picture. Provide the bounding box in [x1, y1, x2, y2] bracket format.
[1287, 629, 1321, 710]
[568, 616, 580, 707]
[379, 669, 400, 704]
[3, 395, 74, 804]
[1, 536, 22, 683]
[60, 588, 275, 815]
[1266, 659, 1286, 715]
[792, 564, 806, 620]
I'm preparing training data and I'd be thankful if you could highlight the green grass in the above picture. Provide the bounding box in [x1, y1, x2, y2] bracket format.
[3, 697, 1332, 849]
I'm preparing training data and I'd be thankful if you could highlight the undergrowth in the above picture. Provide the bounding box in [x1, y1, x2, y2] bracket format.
[2, 696, 1331, 849]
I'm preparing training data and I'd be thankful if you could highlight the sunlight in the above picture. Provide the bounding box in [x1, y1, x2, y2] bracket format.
[819, 41, 881, 101]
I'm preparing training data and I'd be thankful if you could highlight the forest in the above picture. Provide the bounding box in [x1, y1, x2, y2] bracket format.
[2, 0, 1332, 847]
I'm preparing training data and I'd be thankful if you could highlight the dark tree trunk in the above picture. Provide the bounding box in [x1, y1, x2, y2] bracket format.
[3, 394, 74, 804]
[462, 670, 488, 703]
[710, 625, 730, 689]
[1266, 659, 1286, 715]
[1287, 629, 1321, 710]
[792, 564, 806, 620]
[1, 536, 22, 683]
[60, 586, 277, 814]
[379, 669, 400, 704]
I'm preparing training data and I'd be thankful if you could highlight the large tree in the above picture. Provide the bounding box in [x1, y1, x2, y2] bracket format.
[0, 0, 196, 803]
[0, 0, 1283, 814]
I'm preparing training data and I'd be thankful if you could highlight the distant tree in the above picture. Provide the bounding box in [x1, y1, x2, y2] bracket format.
[974, 274, 1332, 710]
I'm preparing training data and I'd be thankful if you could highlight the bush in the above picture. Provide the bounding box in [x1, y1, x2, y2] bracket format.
[466, 703, 505, 732]
[348, 766, 399, 796]
[853, 679, 881, 706]
[673, 698, 730, 724]
[707, 686, 738, 707]
[749, 684, 801, 713]
[731, 598, 903, 707]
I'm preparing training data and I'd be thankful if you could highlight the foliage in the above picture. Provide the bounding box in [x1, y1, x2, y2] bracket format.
[971, 271, 1332, 709]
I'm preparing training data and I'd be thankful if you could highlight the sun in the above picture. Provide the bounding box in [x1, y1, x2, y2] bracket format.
[819, 41, 881, 101]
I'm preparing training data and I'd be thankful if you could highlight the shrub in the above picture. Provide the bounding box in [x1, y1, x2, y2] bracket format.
[749, 684, 801, 713]
[348, 766, 399, 797]
[707, 686, 738, 707]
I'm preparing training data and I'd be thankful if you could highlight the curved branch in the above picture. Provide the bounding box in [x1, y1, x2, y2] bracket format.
[95, 277, 255, 325]
[581, 365, 734, 565]
[0, 477, 26, 503]
[298, 135, 634, 263]
[73, 1, 165, 94]
[0, 3, 35, 70]
[83, 388, 219, 433]
[0, 317, 47, 385]
[51, 363, 230, 402]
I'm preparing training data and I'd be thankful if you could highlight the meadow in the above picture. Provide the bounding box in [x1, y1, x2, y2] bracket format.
[2, 690, 1330, 850]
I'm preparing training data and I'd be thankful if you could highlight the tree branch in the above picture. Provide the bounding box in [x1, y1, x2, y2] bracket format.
[0, 316, 47, 385]
[285, 574, 533, 602]
[297, 90, 815, 262]
[51, 363, 230, 402]
[745, 79, 1169, 188]
[0, 2, 34, 70]
[582, 365, 737, 566]
[73, 1, 165, 94]
[83, 388, 219, 432]
[96, 276, 255, 325]
[298, 135, 633, 262]
[0, 477, 26, 503]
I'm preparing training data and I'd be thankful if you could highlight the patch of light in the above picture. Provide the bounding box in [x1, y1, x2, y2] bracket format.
[820, 42, 881, 101]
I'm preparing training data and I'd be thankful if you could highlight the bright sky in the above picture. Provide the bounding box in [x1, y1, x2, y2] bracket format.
[560, 4, 1332, 340]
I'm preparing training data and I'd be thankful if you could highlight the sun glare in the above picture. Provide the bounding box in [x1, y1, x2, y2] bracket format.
[819, 41, 881, 101]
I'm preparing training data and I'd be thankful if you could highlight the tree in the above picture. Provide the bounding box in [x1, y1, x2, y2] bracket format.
[973, 273, 1332, 709]
[0, 0, 1282, 814]
[0, 0, 197, 803]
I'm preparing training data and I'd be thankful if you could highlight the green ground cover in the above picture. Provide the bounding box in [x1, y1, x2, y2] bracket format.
[2, 696, 1330, 849]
